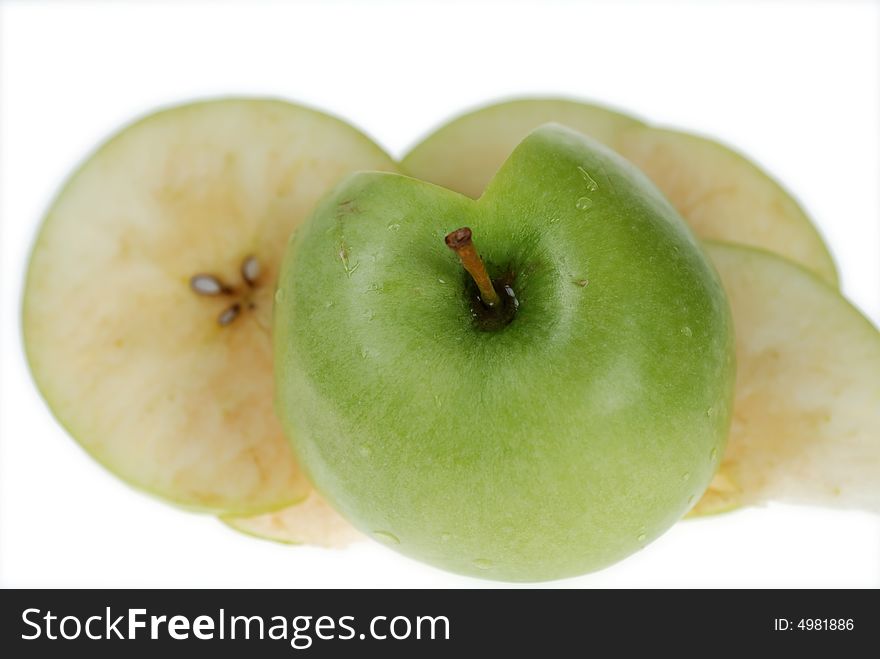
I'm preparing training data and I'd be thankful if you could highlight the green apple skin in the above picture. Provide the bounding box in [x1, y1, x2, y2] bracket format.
[275, 125, 735, 581]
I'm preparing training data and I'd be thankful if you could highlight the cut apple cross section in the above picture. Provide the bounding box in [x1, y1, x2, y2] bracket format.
[402, 98, 838, 285]
[695, 243, 880, 514]
[221, 493, 361, 548]
[23, 98, 398, 515]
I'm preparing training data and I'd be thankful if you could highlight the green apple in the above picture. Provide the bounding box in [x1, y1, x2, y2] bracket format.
[222, 493, 361, 547]
[23, 98, 397, 515]
[693, 243, 880, 515]
[403, 98, 837, 285]
[275, 124, 736, 581]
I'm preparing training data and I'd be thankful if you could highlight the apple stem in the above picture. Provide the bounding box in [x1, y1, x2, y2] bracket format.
[445, 227, 501, 307]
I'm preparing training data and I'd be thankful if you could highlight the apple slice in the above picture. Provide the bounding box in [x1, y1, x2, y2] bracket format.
[221, 493, 360, 547]
[23, 99, 397, 515]
[402, 98, 837, 285]
[618, 128, 838, 286]
[694, 242, 880, 515]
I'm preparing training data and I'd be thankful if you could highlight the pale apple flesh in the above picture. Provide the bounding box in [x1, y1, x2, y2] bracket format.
[23, 99, 398, 515]
[694, 243, 880, 515]
[402, 98, 837, 285]
[221, 493, 361, 547]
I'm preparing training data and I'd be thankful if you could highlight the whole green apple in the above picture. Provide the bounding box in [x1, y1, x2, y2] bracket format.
[275, 124, 735, 581]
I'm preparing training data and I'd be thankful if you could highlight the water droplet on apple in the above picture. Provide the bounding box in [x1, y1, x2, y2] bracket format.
[573, 278, 589, 288]
[472, 559, 493, 570]
[324, 300, 334, 308]
[577, 166, 599, 192]
[373, 531, 400, 545]
[710, 447, 718, 460]
[359, 445, 372, 457]
[434, 395, 442, 407]
[705, 406, 713, 417]
[387, 223, 401, 231]
[637, 532, 647, 542]
[575, 196, 593, 211]
[688, 494, 696, 504]
[682, 472, 691, 482]
[549, 217, 560, 224]
[360, 348, 369, 359]
[438, 278, 446, 284]
[274, 289, 285, 303]
[681, 326, 693, 337]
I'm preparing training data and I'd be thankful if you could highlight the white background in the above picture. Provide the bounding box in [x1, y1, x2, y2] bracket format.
[1, 0, 878, 588]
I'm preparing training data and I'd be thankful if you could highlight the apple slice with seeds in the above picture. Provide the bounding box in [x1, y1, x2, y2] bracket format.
[694, 242, 880, 515]
[402, 98, 837, 284]
[221, 493, 360, 547]
[23, 98, 397, 515]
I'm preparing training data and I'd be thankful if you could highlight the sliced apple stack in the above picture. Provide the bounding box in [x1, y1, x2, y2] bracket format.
[696, 243, 880, 514]
[24, 99, 397, 526]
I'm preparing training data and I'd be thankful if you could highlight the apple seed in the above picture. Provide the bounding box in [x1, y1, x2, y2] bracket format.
[217, 303, 242, 327]
[191, 256, 264, 327]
